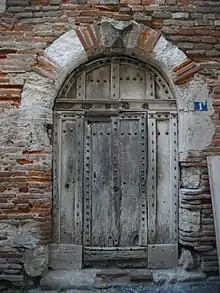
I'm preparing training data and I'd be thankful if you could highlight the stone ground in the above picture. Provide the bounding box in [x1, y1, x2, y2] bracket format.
[38, 268, 208, 290]
[27, 281, 220, 293]
[3, 269, 220, 293]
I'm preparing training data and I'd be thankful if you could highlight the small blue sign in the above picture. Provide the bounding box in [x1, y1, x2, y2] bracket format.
[194, 101, 208, 111]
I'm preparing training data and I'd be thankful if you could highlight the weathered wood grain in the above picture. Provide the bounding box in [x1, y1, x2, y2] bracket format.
[60, 118, 82, 244]
[147, 113, 157, 244]
[85, 65, 111, 100]
[119, 64, 146, 100]
[118, 116, 141, 246]
[156, 119, 170, 243]
[90, 120, 115, 246]
[53, 57, 179, 269]
[84, 247, 148, 262]
[83, 113, 149, 266]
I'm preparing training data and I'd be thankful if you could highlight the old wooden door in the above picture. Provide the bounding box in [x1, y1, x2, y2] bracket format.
[53, 57, 178, 269]
[83, 113, 148, 267]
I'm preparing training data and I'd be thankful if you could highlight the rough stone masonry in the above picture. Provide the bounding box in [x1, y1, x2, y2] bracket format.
[1, 0, 220, 287]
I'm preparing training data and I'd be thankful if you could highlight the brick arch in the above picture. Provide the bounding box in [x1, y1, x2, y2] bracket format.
[21, 19, 200, 115]
[19, 19, 215, 277]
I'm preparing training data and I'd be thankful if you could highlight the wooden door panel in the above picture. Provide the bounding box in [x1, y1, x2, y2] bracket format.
[91, 121, 114, 246]
[156, 119, 171, 243]
[84, 113, 148, 249]
[147, 113, 178, 268]
[53, 57, 179, 269]
[85, 66, 111, 100]
[53, 114, 83, 244]
[119, 64, 146, 100]
[84, 119, 118, 247]
[118, 117, 144, 247]
[84, 247, 148, 262]
[60, 120, 77, 243]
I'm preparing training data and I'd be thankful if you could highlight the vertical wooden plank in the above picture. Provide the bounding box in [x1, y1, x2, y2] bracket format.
[85, 65, 111, 100]
[148, 113, 178, 269]
[119, 64, 145, 100]
[111, 58, 120, 100]
[118, 114, 141, 247]
[91, 120, 114, 246]
[147, 112, 157, 244]
[111, 116, 120, 246]
[74, 116, 84, 244]
[169, 113, 179, 243]
[146, 72, 155, 99]
[83, 121, 92, 246]
[52, 112, 62, 243]
[85, 119, 117, 247]
[207, 156, 220, 275]
[60, 118, 77, 243]
[76, 72, 85, 99]
[139, 114, 148, 246]
[156, 117, 171, 243]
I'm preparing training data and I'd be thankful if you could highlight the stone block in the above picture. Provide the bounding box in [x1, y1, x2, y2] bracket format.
[49, 244, 82, 270]
[179, 208, 201, 232]
[148, 244, 178, 269]
[181, 167, 201, 189]
[96, 269, 128, 279]
[7, 0, 29, 6]
[129, 269, 153, 282]
[24, 245, 48, 277]
[153, 35, 186, 70]
[173, 12, 189, 19]
[153, 267, 205, 284]
[0, 0, 6, 13]
[40, 269, 100, 290]
[178, 248, 196, 271]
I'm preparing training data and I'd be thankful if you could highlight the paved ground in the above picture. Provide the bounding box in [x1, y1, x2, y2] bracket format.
[28, 281, 220, 293]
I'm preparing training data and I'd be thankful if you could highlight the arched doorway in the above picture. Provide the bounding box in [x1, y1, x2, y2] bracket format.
[53, 56, 179, 269]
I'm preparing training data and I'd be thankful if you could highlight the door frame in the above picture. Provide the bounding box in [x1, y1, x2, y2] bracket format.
[52, 56, 179, 270]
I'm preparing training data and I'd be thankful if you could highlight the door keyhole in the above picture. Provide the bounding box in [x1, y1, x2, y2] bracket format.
[93, 172, 96, 179]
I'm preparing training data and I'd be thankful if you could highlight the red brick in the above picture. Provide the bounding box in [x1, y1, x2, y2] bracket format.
[1, 0, 220, 283]
[142, 0, 155, 4]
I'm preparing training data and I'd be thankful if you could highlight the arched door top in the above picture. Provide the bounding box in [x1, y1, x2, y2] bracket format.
[55, 56, 176, 113]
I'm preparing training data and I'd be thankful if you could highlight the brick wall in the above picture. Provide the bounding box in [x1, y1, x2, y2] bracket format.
[1, 0, 220, 286]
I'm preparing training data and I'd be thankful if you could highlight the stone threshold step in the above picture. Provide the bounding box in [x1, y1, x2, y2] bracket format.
[40, 268, 206, 290]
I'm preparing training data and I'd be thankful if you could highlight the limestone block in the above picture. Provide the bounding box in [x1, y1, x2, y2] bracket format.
[0, 0, 6, 13]
[148, 244, 178, 269]
[153, 35, 186, 70]
[14, 233, 38, 249]
[24, 245, 49, 277]
[45, 30, 87, 75]
[40, 269, 100, 290]
[179, 208, 201, 232]
[181, 167, 201, 189]
[99, 19, 140, 49]
[49, 244, 82, 270]
[178, 248, 196, 271]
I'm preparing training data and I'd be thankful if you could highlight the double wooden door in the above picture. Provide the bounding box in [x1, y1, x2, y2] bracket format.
[53, 57, 178, 269]
[83, 112, 148, 267]
[53, 110, 178, 268]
